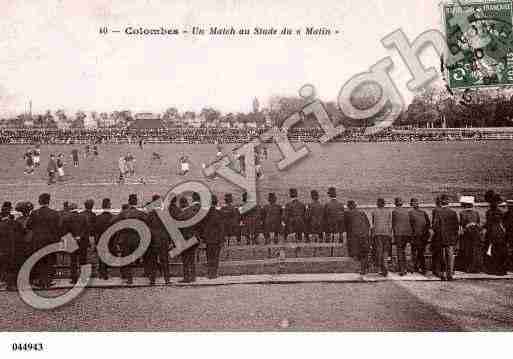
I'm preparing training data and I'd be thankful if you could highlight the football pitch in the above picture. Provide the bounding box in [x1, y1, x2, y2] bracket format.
[1, 140, 512, 208]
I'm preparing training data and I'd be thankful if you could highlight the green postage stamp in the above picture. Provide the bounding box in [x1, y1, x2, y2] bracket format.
[443, 0, 513, 89]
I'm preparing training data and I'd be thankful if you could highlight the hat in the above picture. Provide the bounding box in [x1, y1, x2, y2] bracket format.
[289, 188, 298, 198]
[311, 190, 319, 200]
[440, 194, 450, 206]
[69, 202, 78, 211]
[327, 187, 337, 198]
[84, 199, 95, 210]
[211, 194, 218, 207]
[128, 194, 138, 206]
[15, 201, 33, 213]
[2, 201, 13, 211]
[268, 192, 277, 203]
[459, 196, 475, 205]
[224, 193, 233, 203]
[39, 193, 51, 205]
[102, 198, 111, 209]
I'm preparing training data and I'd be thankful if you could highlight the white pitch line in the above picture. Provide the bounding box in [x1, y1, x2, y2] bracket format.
[0, 181, 163, 187]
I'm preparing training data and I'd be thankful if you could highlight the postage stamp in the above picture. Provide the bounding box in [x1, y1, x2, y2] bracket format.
[443, 0, 513, 88]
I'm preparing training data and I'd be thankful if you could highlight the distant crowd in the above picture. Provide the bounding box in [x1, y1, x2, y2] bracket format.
[0, 127, 505, 145]
[0, 188, 512, 290]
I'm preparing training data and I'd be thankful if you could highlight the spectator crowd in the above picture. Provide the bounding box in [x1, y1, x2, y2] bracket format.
[0, 187, 512, 290]
[0, 127, 507, 145]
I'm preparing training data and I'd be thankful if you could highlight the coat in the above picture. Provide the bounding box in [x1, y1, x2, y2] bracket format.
[324, 199, 345, 233]
[344, 209, 371, 258]
[112, 207, 149, 250]
[306, 200, 324, 233]
[202, 206, 224, 245]
[284, 199, 306, 234]
[262, 203, 282, 233]
[26, 206, 61, 249]
[94, 211, 114, 244]
[147, 209, 171, 249]
[220, 204, 240, 237]
[432, 206, 459, 247]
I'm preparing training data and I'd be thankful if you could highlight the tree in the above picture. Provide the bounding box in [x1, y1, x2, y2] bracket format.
[200, 107, 221, 123]
[267, 95, 307, 127]
[162, 107, 180, 127]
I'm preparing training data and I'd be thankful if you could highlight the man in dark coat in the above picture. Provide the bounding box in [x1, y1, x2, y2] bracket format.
[60, 202, 86, 284]
[430, 196, 443, 277]
[504, 200, 513, 271]
[47, 154, 57, 185]
[324, 187, 345, 243]
[94, 198, 115, 280]
[392, 197, 413, 276]
[175, 193, 203, 283]
[409, 198, 431, 275]
[26, 193, 61, 288]
[240, 192, 261, 245]
[284, 188, 306, 242]
[70, 199, 96, 284]
[0, 202, 13, 284]
[306, 190, 324, 242]
[203, 195, 224, 279]
[262, 193, 282, 244]
[0, 202, 25, 290]
[145, 195, 171, 284]
[345, 200, 371, 274]
[432, 194, 459, 281]
[220, 193, 241, 246]
[112, 194, 148, 284]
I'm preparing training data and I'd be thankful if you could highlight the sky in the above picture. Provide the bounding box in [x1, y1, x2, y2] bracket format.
[0, 0, 443, 117]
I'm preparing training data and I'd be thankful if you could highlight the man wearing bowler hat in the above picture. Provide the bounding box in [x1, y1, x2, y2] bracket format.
[432, 194, 459, 281]
[220, 193, 241, 246]
[306, 190, 324, 242]
[26, 193, 60, 288]
[94, 198, 115, 280]
[111, 194, 148, 284]
[284, 188, 306, 242]
[262, 193, 283, 244]
[324, 187, 345, 243]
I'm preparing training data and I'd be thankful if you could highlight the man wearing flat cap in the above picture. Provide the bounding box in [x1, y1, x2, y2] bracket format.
[284, 188, 306, 242]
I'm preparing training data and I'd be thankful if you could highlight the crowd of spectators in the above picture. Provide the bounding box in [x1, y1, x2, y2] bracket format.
[0, 127, 509, 145]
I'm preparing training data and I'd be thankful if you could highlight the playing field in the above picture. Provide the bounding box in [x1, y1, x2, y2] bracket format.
[1, 140, 512, 208]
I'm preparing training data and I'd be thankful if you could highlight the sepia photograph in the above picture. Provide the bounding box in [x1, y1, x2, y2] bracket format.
[0, 0, 512, 356]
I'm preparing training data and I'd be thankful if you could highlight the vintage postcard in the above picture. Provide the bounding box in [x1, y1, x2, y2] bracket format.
[0, 0, 512, 357]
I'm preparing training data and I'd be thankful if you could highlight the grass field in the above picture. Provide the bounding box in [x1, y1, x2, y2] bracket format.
[0, 140, 512, 209]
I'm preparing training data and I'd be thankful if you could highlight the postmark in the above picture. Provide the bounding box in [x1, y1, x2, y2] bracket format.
[443, 0, 513, 88]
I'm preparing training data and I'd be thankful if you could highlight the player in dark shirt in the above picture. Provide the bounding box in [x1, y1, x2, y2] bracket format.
[23, 149, 34, 174]
[71, 149, 79, 167]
